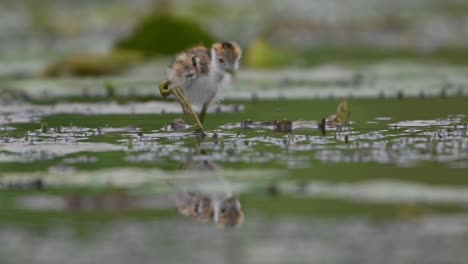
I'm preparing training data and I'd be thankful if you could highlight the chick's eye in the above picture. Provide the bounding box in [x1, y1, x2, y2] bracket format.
[218, 58, 225, 63]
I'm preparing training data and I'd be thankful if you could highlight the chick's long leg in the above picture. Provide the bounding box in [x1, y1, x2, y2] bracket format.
[173, 89, 191, 119]
[173, 88, 205, 132]
[199, 103, 209, 124]
[159, 81, 204, 131]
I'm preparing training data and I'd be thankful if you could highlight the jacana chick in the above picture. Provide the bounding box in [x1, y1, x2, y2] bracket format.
[162, 42, 242, 130]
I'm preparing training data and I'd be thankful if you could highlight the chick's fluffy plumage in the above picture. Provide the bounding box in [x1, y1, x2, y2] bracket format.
[166, 42, 241, 107]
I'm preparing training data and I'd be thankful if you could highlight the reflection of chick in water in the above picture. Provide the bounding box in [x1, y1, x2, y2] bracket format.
[174, 192, 244, 228]
[172, 160, 244, 228]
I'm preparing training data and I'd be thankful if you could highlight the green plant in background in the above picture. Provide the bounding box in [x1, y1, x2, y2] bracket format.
[41, 50, 142, 77]
[302, 46, 468, 66]
[104, 81, 117, 99]
[115, 15, 214, 56]
[244, 39, 297, 68]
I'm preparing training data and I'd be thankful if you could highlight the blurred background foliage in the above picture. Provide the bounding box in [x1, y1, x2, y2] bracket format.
[115, 15, 214, 56]
[2, 0, 468, 75]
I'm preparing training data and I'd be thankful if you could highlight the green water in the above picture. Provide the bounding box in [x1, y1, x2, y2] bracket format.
[1, 86, 468, 264]
[1, 96, 468, 217]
